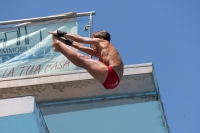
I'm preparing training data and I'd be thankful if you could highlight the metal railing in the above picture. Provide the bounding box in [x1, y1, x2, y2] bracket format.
[0, 11, 96, 26]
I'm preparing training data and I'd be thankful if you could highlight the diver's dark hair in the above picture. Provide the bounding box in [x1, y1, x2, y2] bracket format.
[92, 30, 111, 42]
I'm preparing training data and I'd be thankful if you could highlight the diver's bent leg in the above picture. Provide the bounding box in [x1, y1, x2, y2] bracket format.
[59, 44, 108, 83]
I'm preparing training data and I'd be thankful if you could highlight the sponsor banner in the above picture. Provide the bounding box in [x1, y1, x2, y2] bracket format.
[0, 18, 78, 78]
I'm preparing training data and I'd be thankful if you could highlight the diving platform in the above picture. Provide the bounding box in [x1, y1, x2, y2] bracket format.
[0, 63, 170, 133]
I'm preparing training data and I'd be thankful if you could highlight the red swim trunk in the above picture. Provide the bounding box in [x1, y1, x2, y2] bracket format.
[102, 66, 120, 89]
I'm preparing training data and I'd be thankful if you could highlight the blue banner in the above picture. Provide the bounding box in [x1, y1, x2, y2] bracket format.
[0, 18, 79, 78]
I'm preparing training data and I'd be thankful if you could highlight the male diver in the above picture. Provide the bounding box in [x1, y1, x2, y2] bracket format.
[49, 30, 124, 89]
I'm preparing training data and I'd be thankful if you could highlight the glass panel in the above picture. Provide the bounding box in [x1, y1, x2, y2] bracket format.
[41, 101, 166, 133]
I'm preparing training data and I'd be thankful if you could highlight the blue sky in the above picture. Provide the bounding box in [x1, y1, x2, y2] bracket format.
[1, 0, 200, 132]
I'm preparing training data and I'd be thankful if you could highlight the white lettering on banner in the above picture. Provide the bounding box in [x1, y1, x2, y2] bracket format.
[0, 56, 10, 63]
[0, 46, 56, 63]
